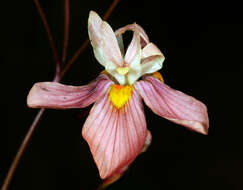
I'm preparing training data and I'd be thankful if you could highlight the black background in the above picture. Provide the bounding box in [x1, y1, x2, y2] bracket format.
[3, 0, 243, 189]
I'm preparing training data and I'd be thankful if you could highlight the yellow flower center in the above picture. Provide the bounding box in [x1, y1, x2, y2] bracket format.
[152, 72, 164, 83]
[109, 84, 133, 109]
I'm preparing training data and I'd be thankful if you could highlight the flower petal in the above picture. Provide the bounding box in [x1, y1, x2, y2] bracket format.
[115, 23, 150, 47]
[82, 90, 147, 179]
[135, 76, 209, 135]
[87, 11, 106, 65]
[140, 55, 164, 75]
[101, 21, 123, 66]
[27, 74, 113, 109]
[141, 43, 164, 59]
[88, 11, 123, 68]
[123, 27, 143, 85]
[140, 43, 165, 75]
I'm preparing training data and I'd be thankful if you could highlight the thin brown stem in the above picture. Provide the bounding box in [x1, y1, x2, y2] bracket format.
[1, 109, 45, 190]
[61, 0, 70, 65]
[102, 0, 120, 20]
[60, 0, 121, 79]
[33, 0, 61, 72]
[60, 39, 89, 79]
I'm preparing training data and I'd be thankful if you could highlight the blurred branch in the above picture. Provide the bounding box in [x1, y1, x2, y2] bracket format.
[1, 109, 45, 190]
[62, 0, 70, 65]
[33, 0, 61, 73]
[103, 0, 120, 20]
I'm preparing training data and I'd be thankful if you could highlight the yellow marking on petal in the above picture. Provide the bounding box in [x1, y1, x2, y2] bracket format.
[109, 84, 133, 109]
[153, 72, 164, 83]
[116, 67, 130, 75]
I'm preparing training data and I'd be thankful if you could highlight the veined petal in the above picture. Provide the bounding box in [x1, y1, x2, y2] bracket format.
[88, 11, 123, 68]
[115, 23, 150, 47]
[99, 130, 151, 188]
[82, 90, 147, 179]
[135, 76, 209, 135]
[27, 74, 113, 109]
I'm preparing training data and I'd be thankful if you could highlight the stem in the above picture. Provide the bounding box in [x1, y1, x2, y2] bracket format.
[1, 0, 120, 189]
[1, 109, 45, 190]
[61, 0, 70, 65]
[60, 39, 89, 79]
[60, 0, 121, 79]
[102, 0, 120, 20]
[33, 0, 61, 70]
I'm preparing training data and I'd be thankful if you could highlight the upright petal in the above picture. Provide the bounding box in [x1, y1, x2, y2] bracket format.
[140, 43, 165, 75]
[135, 76, 209, 135]
[124, 28, 143, 85]
[101, 21, 123, 66]
[141, 43, 164, 59]
[82, 90, 147, 179]
[27, 74, 113, 109]
[88, 11, 123, 67]
[88, 11, 105, 65]
[115, 23, 150, 47]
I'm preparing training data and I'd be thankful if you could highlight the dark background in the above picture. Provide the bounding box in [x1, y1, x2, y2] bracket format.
[3, 0, 243, 189]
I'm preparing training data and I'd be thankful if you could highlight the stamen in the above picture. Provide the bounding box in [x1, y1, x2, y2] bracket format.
[109, 84, 133, 109]
[116, 67, 130, 75]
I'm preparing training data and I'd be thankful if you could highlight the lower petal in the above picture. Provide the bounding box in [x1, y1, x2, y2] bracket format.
[82, 90, 147, 179]
[135, 76, 209, 135]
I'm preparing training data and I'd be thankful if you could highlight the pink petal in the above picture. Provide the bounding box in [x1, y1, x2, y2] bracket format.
[82, 90, 147, 179]
[124, 31, 141, 66]
[135, 76, 209, 135]
[88, 11, 123, 66]
[27, 74, 113, 109]
[115, 23, 150, 47]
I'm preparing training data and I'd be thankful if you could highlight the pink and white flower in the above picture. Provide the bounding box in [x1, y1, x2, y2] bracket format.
[27, 11, 209, 181]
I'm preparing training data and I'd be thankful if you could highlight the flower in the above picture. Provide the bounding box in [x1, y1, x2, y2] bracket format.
[27, 11, 209, 182]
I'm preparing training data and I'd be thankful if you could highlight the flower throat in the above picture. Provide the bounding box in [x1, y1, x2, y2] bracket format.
[109, 84, 133, 109]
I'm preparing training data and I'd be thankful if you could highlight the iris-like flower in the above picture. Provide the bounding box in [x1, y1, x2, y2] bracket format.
[27, 11, 209, 182]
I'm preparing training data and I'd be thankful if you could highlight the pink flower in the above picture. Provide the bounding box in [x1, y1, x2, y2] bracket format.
[27, 11, 209, 181]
